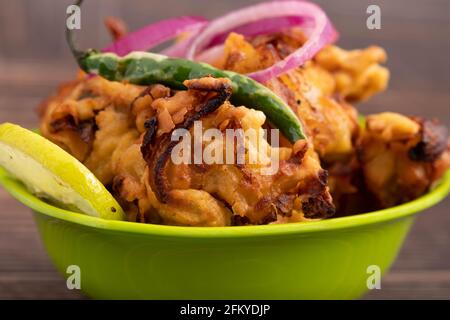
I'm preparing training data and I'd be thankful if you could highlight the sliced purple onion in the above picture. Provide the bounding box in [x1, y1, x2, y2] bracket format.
[206, 16, 309, 48]
[102, 16, 207, 56]
[195, 44, 225, 64]
[160, 21, 207, 57]
[186, 1, 338, 82]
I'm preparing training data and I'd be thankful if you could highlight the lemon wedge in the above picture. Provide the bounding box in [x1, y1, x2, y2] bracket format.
[0, 123, 125, 220]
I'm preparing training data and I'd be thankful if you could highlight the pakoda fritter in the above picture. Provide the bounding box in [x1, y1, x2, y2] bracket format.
[38, 15, 449, 226]
[40, 75, 334, 226]
[359, 113, 450, 207]
[215, 30, 448, 212]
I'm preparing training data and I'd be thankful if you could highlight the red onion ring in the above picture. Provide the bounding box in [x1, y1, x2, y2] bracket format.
[195, 44, 225, 64]
[166, 16, 312, 60]
[102, 16, 207, 56]
[160, 21, 207, 57]
[207, 16, 309, 48]
[186, 1, 338, 82]
[195, 16, 315, 64]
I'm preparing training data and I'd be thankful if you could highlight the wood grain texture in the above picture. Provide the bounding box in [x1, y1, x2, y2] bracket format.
[0, 0, 449, 299]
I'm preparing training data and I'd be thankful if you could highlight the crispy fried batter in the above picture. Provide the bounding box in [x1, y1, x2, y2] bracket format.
[217, 31, 364, 212]
[359, 113, 450, 207]
[39, 28, 448, 225]
[218, 31, 361, 163]
[217, 30, 448, 214]
[40, 75, 335, 226]
[138, 77, 334, 225]
[142, 77, 233, 203]
[40, 77, 145, 160]
[315, 45, 389, 102]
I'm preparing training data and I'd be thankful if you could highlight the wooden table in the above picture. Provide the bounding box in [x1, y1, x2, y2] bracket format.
[0, 0, 449, 299]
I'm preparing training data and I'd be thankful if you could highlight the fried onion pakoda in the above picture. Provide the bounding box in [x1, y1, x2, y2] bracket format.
[40, 76, 334, 226]
[38, 1, 449, 226]
[213, 29, 448, 212]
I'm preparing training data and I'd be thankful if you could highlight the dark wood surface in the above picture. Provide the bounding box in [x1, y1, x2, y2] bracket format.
[0, 0, 449, 299]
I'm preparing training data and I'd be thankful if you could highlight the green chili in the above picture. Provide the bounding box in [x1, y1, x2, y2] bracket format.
[66, 21, 306, 143]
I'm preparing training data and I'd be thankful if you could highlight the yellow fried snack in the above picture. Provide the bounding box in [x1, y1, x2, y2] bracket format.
[38, 28, 448, 224]
[40, 76, 334, 226]
[359, 113, 450, 207]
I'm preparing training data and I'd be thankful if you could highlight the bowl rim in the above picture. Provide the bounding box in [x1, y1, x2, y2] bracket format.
[1, 168, 449, 239]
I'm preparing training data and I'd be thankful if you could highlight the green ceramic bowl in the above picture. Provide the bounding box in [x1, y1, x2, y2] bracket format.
[1, 167, 449, 299]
